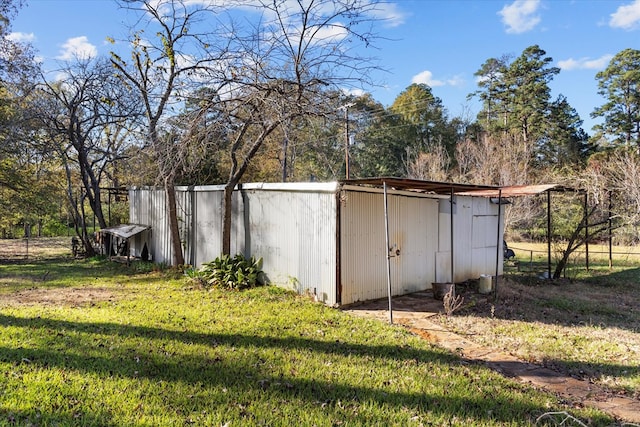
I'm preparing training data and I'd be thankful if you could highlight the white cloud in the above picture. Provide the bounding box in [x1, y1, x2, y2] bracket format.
[342, 87, 366, 97]
[310, 23, 349, 43]
[7, 32, 36, 43]
[412, 70, 444, 87]
[610, 0, 640, 30]
[498, 0, 541, 34]
[445, 74, 465, 87]
[411, 70, 464, 88]
[370, 2, 406, 28]
[558, 54, 614, 71]
[56, 36, 98, 60]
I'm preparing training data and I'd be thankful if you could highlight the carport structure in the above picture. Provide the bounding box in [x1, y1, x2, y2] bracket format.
[462, 184, 615, 279]
[345, 178, 503, 323]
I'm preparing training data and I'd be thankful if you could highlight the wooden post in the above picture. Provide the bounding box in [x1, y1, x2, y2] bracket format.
[584, 192, 589, 271]
[450, 188, 454, 284]
[608, 190, 613, 269]
[547, 190, 552, 279]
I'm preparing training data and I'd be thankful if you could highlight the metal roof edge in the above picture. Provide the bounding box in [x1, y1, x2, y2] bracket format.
[340, 177, 500, 194]
[341, 184, 450, 199]
[145, 182, 341, 193]
[459, 184, 584, 197]
[238, 182, 340, 192]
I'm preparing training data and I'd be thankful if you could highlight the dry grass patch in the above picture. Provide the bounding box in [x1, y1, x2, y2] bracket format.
[0, 286, 118, 308]
[439, 277, 640, 399]
[0, 237, 71, 261]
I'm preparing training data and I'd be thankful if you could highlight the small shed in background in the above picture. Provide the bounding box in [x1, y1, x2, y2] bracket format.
[98, 223, 151, 263]
[128, 179, 505, 306]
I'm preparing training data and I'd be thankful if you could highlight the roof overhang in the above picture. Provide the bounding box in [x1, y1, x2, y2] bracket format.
[341, 177, 500, 195]
[459, 184, 583, 198]
[99, 224, 150, 239]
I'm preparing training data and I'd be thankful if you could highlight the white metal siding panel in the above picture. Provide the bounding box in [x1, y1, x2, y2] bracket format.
[341, 191, 386, 304]
[130, 186, 337, 304]
[436, 196, 503, 283]
[247, 190, 337, 304]
[471, 197, 502, 277]
[176, 189, 191, 265]
[436, 198, 453, 283]
[230, 190, 247, 258]
[389, 195, 439, 296]
[193, 189, 223, 266]
[340, 190, 439, 305]
[434, 252, 451, 283]
[454, 196, 473, 280]
[129, 188, 173, 264]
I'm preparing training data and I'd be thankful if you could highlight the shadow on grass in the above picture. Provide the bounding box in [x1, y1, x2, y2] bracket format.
[580, 266, 640, 287]
[0, 407, 117, 427]
[0, 313, 610, 425]
[542, 358, 640, 394]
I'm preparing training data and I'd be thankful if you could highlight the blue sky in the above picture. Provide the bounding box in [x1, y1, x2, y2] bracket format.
[9, 0, 640, 134]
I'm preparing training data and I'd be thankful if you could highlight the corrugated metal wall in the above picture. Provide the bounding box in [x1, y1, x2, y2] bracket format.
[129, 183, 339, 304]
[246, 189, 337, 303]
[340, 189, 439, 305]
[130, 183, 502, 307]
[436, 195, 502, 283]
[129, 187, 173, 264]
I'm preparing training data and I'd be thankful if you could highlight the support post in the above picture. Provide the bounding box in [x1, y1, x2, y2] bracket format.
[383, 181, 393, 324]
[608, 190, 613, 269]
[344, 106, 350, 179]
[494, 189, 502, 299]
[108, 190, 112, 227]
[584, 192, 589, 271]
[547, 190, 552, 280]
[450, 188, 454, 284]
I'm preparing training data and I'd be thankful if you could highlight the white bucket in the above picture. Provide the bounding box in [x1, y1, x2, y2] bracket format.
[478, 275, 493, 294]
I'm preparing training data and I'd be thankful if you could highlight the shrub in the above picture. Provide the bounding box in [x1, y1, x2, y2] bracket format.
[183, 266, 206, 288]
[200, 254, 266, 290]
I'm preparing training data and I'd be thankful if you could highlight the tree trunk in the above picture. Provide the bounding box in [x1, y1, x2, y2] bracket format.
[79, 196, 96, 257]
[90, 185, 108, 229]
[165, 175, 185, 266]
[222, 182, 235, 256]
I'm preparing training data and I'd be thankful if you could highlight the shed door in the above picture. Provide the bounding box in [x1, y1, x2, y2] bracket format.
[340, 191, 438, 305]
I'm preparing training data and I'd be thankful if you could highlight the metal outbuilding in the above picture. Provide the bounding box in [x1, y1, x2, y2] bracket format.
[97, 223, 151, 264]
[129, 179, 505, 306]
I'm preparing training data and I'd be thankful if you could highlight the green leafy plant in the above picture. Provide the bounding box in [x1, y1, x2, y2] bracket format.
[200, 254, 266, 290]
[183, 266, 206, 288]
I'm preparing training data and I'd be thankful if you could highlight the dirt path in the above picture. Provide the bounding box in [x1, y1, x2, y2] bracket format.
[344, 291, 640, 424]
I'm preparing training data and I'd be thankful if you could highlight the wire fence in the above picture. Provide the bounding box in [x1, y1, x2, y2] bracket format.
[508, 244, 640, 275]
[0, 237, 72, 261]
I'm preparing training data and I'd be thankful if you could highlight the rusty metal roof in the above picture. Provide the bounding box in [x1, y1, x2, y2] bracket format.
[458, 184, 582, 197]
[341, 177, 500, 194]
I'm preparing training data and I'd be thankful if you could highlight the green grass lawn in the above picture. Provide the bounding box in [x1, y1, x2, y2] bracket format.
[0, 256, 613, 426]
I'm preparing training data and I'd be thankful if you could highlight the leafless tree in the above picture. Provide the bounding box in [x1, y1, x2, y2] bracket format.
[406, 144, 450, 182]
[110, 0, 239, 265]
[586, 149, 640, 225]
[201, 0, 382, 255]
[552, 206, 610, 279]
[31, 56, 139, 255]
[113, 0, 383, 260]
